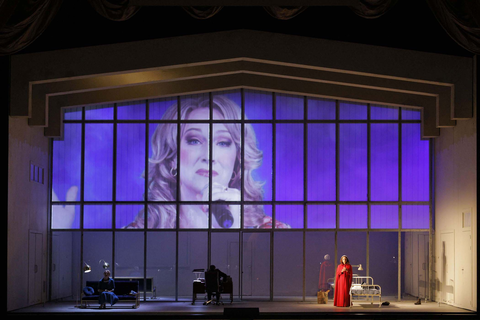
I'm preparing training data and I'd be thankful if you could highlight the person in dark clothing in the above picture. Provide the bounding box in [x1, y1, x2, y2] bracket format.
[204, 265, 228, 305]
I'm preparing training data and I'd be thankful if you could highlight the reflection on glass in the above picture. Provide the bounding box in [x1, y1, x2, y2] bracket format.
[305, 232, 335, 297]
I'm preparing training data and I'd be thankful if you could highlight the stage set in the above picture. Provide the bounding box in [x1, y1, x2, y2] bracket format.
[6, 2, 477, 320]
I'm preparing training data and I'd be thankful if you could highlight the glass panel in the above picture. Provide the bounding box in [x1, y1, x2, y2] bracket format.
[305, 232, 335, 298]
[213, 89, 242, 113]
[212, 122, 241, 228]
[212, 204, 240, 229]
[51, 231, 81, 301]
[149, 97, 178, 120]
[51, 204, 80, 229]
[244, 205, 272, 229]
[402, 124, 430, 201]
[274, 232, 303, 300]
[402, 205, 429, 229]
[307, 123, 336, 201]
[148, 123, 177, 202]
[276, 93, 303, 120]
[401, 232, 429, 300]
[179, 205, 208, 229]
[179, 122, 209, 203]
[369, 232, 399, 298]
[84, 123, 113, 201]
[307, 205, 336, 229]
[63, 107, 82, 120]
[339, 205, 367, 229]
[178, 232, 207, 300]
[211, 232, 240, 298]
[371, 104, 399, 120]
[371, 205, 399, 229]
[146, 204, 176, 229]
[84, 205, 112, 229]
[242, 232, 270, 299]
[339, 124, 367, 201]
[115, 232, 145, 296]
[116, 123, 145, 201]
[371, 123, 399, 201]
[180, 92, 210, 120]
[307, 97, 336, 120]
[85, 103, 114, 120]
[52, 123, 81, 203]
[249, 124, 272, 201]
[276, 123, 303, 201]
[401, 108, 421, 120]
[275, 205, 303, 229]
[117, 100, 146, 120]
[244, 89, 272, 120]
[147, 232, 176, 300]
[337, 232, 367, 277]
[83, 232, 113, 282]
[116, 204, 144, 229]
[339, 101, 367, 120]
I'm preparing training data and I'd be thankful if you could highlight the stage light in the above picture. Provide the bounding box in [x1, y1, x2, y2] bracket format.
[99, 259, 110, 269]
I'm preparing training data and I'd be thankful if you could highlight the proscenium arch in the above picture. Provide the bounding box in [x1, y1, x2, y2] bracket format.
[26, 57, 459, 139]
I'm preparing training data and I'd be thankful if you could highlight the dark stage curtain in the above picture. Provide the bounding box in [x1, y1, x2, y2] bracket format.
[182, 6, 222, 19]
[263, 6, 308, 20]
[1, 1, 479, 55]
[426, 0, 480, 55]
[0, 0, 63, 55]
[87, 0, 140, 21]
[349, 0, 398, 19]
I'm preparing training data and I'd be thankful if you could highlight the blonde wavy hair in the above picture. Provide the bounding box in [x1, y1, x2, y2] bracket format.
[128, 95, 266, 228]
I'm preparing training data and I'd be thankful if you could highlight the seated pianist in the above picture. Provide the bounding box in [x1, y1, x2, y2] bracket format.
[203, 265, 229, 305]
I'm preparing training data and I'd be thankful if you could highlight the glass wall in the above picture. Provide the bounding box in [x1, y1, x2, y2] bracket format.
[50, 89, 431, 302]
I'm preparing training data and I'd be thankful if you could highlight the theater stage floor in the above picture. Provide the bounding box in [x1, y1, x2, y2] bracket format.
[9, 298, 476, 319]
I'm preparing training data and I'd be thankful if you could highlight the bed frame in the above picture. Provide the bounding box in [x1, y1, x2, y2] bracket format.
[349, 276, 382, 307]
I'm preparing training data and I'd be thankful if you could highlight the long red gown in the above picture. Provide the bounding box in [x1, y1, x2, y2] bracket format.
[333, 263, 352, 307]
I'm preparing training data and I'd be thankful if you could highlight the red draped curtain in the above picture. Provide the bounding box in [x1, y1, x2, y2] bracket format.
[1, 0, 479, 55]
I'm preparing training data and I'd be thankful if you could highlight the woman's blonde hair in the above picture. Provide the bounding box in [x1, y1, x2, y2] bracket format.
[129, 95, 266, 228]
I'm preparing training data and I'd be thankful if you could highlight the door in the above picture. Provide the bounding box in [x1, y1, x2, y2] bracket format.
[28, 231, 44, 305]
[458, 230, 472, 309]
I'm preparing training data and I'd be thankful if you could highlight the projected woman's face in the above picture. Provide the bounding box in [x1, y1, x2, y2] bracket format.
[341, 256, 347, 264]
[179, 107, 237, 200]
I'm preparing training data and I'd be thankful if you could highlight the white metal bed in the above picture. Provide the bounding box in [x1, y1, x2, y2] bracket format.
[349, 276, 382, 307]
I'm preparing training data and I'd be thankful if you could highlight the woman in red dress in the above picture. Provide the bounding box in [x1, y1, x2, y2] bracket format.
[333, 255, 353, 307]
